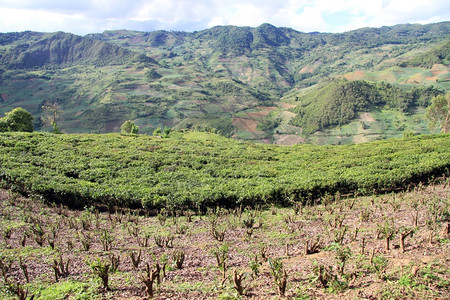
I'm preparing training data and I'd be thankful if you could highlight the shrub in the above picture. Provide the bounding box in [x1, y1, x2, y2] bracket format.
[268, 258, 288, 296]
[120, 120, 139, 134]
[0, 107, 33, 132]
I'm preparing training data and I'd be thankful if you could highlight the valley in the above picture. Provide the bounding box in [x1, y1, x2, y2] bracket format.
[0, 22, 449, 144]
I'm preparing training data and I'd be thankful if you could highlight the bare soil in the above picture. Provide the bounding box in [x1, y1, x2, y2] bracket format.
[359, 113, 375, 122]
[232, 118, 261, 133]
[426, 64, 449, 81]
[0, 182, 448, 299]
[280, 103, 296, 109]
[274, 134, 305, 145]
[342, 71, 366, 81]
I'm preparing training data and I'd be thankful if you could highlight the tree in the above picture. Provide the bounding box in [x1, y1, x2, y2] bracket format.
[41, 102, 63, 133]
[163, 126, 171, 138]
[145, 69, 162, 80]
[425, 92, 450, 133]
[121, 120, 139, 134]
[0, 107, 34, 132]
[152, 127, 162, 136]
[0, 118, 7, 132]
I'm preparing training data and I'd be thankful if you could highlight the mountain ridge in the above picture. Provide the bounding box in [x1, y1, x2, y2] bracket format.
[0, 21, 449, 144]
[0, 31, 140, 68]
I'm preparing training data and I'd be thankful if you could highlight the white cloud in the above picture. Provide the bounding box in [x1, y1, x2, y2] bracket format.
[0, 7, 91, 33]
[0, 0, 448, 34]
[279, 6, 328, 32]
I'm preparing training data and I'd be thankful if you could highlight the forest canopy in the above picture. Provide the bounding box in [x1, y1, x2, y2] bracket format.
[289, 79, 444, 134]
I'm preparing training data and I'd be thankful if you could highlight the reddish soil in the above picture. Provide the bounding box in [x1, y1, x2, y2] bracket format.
[115, 95, 127, 101]
[232, 107, 277, 134]
[246, 107, 277, 119]
[281, 103, 296, 109]
[104, 120, 124, 132]
[274, 134, 305, 145]
[232, 118, 260, 133]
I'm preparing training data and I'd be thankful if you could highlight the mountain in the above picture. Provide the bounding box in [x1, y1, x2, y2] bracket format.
[0, 22, 449, 144]
[400, 40, 450, 68]
[0, 31, 139, 68]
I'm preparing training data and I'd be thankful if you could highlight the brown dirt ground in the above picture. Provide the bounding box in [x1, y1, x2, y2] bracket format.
[342, 71, 366, 81]
[104, 120, 124, 132]
[114, 95, 127, 101]
[0, 182, 448, 299]
[359, 113, 375, 122]
[426, 64, 449, 82]
[281, 103, 296, 109]
[299, 66, 314, 74]
[274, 134, 305, 145]
[246, 107, 277, 119]
[232, 118, 261, 133]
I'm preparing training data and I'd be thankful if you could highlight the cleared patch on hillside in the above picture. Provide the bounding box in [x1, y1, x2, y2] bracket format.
[231, 107, 278, 139]
[281, 102, 296, 109]
[104, 119, 123, 132]
[245, 106, 277, 119]
[426, 63, 449, 81]
[274, 134, 305, 145]
[232, 117, 260, 133]
[359, 112, 375, 122]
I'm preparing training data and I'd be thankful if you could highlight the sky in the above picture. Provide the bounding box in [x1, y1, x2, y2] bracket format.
[0, 0, 449, 35]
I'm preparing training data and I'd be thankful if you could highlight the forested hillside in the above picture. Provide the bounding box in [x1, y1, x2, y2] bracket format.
[288, 79, 444, 134]
[0, 22, 449, 144]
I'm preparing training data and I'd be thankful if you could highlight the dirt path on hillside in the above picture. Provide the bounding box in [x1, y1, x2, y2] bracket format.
[359, 112, 375, 122]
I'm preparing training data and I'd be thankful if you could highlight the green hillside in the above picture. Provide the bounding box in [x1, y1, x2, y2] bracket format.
[400, 40, 450, 68]
[288, 79, 444, 134]
[0, 131, 448, 210]
[0, 22, 449, 143]
[0, 31, 138, 68]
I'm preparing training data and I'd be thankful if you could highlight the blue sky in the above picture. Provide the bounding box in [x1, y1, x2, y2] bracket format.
[0, 0, 448, 35]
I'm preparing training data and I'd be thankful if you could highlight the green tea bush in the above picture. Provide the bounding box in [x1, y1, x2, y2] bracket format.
[0, 131, 448, 210]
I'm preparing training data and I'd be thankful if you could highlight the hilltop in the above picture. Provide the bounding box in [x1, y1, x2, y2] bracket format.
[0, 22, 449, 144]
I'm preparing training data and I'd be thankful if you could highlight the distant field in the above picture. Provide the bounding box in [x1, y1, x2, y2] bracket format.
[342, 64, 449, 89]
[305, 108, 436, 145]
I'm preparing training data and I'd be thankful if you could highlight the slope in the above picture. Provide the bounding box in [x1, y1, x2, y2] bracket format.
[0, 22, 449, 143]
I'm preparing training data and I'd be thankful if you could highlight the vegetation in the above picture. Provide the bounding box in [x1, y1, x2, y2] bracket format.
[120, 120, 139, 134]
[41, 102, 63, 133]
[425, 92, 450, 133]
[0, 131, 448, 210]
[0, 22, 448, 143]
[289, 79, 444, 134]
[0, 22, 448, 300]
[0, 177, 448, 299]
[400, 41, 450, 68]
[0, 107, 33, 133]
